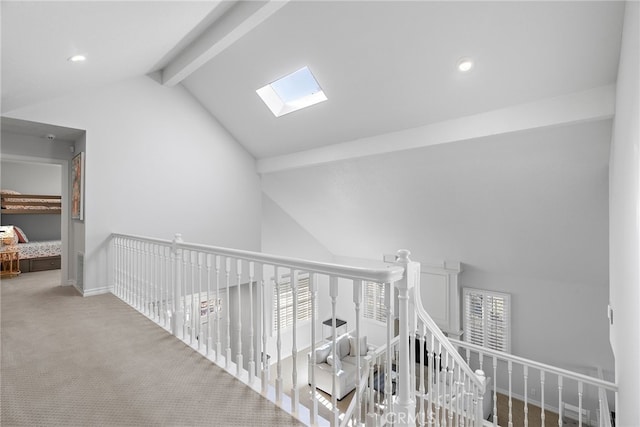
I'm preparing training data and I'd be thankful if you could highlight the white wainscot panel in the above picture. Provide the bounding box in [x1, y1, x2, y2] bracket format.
[418, 261, 462, 340]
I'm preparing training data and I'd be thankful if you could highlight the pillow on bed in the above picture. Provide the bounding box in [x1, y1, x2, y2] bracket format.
[13, 226, 28, 243]
[0, 225, 18, 245]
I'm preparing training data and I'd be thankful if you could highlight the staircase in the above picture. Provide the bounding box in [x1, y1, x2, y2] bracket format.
[109, 233, 616, 426]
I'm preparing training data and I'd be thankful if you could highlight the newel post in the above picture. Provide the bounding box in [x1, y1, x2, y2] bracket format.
[395, 249, 419, 426]
[475, 369, 487, 424]
[171, 233, 184, 338]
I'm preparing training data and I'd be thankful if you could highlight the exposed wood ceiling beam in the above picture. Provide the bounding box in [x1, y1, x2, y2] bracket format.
[257, 85, 616, 174]
[162, 0, 289, 87]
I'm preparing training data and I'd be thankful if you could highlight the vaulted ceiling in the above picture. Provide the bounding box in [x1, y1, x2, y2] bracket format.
[1, 1, 625, 163]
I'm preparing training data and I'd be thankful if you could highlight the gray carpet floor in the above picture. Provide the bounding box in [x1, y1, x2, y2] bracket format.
[1, 270, 302, 427]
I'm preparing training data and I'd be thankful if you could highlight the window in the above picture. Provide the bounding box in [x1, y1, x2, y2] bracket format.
[273, 273, 311, 331]
[256, 66, 327, 117]
[463, 288, 511, 352]
[363, 281, 386, 323]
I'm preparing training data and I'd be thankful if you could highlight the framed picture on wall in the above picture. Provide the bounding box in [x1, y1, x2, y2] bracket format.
[71, 152, 85, 220]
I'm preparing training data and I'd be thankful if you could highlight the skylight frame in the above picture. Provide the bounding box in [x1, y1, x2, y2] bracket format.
[256, 66, 327, 117]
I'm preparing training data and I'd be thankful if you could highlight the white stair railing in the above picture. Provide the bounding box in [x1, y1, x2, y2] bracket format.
[341, 252, 488, 427]
[411, 275, 488, 426]
[111, 233, 416, 426]
[450, 338, 617, 426]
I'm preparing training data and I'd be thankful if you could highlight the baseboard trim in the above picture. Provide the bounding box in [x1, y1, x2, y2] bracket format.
[82, 286, 112, 297]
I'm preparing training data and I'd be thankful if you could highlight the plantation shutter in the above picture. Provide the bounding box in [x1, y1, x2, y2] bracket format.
[363, 281, 386, 323]
[273, 274, 311, 331]
[463, 288, 511, 352]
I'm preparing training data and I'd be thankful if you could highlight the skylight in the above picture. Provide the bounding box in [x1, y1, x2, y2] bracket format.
[256, 66, 327, 117]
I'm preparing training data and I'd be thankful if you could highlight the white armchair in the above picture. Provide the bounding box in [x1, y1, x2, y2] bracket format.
[307, 331, 373, 400]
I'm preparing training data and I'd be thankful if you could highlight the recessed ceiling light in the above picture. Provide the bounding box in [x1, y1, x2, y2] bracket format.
[457, 58, 474, 72]
[68, 54, 87, 63]
[256, 66, 327, 117]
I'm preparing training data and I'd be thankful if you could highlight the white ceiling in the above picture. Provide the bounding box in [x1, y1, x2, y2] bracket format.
[183, 1, 624, 158]
[0, 1, 219, 112]
[1, 1, 625, 160]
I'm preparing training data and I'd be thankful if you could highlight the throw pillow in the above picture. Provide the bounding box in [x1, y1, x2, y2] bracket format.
[349, 335, 368, 356]
[313, 344, 331, 364]
[337, 334, 351, 359]
[13, 226, 28, 243]
[326, 354, 342, 370]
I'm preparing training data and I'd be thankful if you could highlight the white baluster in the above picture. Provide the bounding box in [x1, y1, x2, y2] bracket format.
[182, 249, 188, 341]
[433, 342, 443, 426]
[456, 364, 462, 427]
[368, 362, 375, 426]
[144, 242, 150, 316]
[558, 376, 563, 427]
[171, 234, 184, 339]
[310, 273, 318, 426]
[508, 359, 513, 427]
[578, 381, 583, 427]
[353, 279, 362, 426]
[475, 369, 487, 426]
[130, 239, 136, 305]
[260, 264, 268, 395]
[152, 244, 157, 317]
[428, 333, 434, 427]
[248, 262, 255, 383]
[524, 365, 529, 427]
[113, 238, 119, 297]
[385, 281, 393, 419]
[275, 267, 283, 405]
[118, 238, 123, 298]
[225, 257, 232, 368]
[130, 239, 135, 304]
[132, 240, 137, 307]
[540, 370, 546, 427]
[134, 240, 139, 309]
[215, 255, 221, 361]
[291, 270, 299, 415]
[197, 252, 203, 351]
[162, 246, 169, 328]
[205, 253, 212, 356]
[330, 275, 339, 427]
[418, 326, 425, 423]
[448, 356, 454, 426]
[493, 356, 498, 426]
[236, 259, 243, 377]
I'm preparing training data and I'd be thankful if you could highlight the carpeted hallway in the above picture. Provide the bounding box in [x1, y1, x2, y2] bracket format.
[1, 270, 302, 427]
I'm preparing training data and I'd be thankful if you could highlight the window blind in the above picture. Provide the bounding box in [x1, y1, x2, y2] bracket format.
[363, 281, 386, 323]
[463, 288, 511, 352]
[273, 273, 311, 332]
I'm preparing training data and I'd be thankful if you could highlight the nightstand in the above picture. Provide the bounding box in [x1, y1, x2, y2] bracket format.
[0, 247, 21, 278]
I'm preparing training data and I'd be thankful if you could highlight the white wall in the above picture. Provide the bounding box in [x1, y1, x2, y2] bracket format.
[262, 119, 614, 377]
[261, 193, 333, 262]
[1, 131, 75, 161]
[609, 1, 640, 424]
[1, 158, 62, 194]
[5, 75, 262, 294]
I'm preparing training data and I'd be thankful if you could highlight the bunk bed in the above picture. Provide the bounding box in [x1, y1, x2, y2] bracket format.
[1, 191, 62, 214]
[1, 190, 62, 273]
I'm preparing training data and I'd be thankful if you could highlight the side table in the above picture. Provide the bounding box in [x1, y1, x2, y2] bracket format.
[0, 248, 21, 278]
